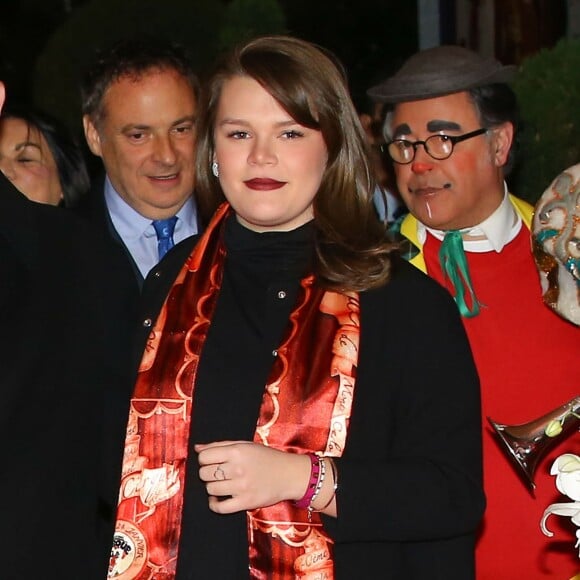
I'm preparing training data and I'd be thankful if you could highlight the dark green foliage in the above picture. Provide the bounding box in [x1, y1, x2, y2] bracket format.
[219, 0, 286, 51]
[511, 39, 580, 204]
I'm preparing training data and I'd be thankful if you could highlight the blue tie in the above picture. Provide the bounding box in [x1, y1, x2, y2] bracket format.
[152, 217, 178, 260]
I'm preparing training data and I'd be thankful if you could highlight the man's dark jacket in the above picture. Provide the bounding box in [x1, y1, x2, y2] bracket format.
[74, 174, 144, 292]
[0, 175, 136, 579]
[73, 174, 202, 294]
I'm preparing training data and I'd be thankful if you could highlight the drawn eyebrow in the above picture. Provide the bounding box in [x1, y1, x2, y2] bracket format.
[426, 120, 462, 132]
[392, 120, 464, 139]
[392, 123, 411, 138]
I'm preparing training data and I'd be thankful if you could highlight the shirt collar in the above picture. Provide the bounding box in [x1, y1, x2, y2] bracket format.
[417, 182, 522, 253]
[104, 175, 196, 240]
[104, 177, 151, 240]
[176, 195, 197, 234]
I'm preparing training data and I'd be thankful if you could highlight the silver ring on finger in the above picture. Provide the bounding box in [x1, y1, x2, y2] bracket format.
[213, 464, 226, 481]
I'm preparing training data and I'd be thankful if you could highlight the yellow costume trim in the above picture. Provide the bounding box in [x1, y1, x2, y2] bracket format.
[399, 194, 534, 274]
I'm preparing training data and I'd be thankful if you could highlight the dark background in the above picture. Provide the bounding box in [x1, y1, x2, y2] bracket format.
[0, 0, 418, 132]
[0, 0, 573, 203]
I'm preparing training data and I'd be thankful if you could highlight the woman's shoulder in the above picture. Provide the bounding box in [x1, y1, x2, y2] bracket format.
[361, 254, 464, 330]
[368, 255, 449, 302]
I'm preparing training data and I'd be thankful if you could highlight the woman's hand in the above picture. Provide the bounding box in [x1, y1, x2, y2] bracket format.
[195, 441, 311, 514]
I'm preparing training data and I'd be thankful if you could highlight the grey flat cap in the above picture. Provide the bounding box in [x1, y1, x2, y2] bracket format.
[368, 45, 516, 103]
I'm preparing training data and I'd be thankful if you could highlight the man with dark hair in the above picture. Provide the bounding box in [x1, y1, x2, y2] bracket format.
[78, 37, 200, 290]
[369, 45, 579, 578]
[0, 80, 134, 579]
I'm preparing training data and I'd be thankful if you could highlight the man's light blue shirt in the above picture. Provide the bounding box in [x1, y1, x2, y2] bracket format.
[104, 176, 198, 278]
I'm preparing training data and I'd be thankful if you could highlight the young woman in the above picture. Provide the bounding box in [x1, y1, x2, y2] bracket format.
[109, 36, 484, 579]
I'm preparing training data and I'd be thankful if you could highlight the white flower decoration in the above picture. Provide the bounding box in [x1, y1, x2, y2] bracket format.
[541, 453, 580, 558]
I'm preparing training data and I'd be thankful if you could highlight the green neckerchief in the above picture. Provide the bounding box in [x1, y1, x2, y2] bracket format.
[439, 230, 480, 317]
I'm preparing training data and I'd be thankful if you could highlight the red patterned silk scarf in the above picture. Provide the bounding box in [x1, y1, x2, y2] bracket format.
[108, 204, 359, 579]
[249, 284, 359, 579]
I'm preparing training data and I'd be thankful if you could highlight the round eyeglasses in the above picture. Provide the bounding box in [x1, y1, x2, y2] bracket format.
[384, 128, 488, 164]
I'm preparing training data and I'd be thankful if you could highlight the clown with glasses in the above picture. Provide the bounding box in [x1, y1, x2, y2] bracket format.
[369, 45, 580, 579]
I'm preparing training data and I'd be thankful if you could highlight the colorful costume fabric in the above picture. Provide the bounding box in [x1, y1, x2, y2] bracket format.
[532, 164, 580, 325]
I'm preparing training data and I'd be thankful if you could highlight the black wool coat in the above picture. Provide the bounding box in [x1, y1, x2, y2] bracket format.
[0, 175, 136, 579]
[113, 228, 485, 580]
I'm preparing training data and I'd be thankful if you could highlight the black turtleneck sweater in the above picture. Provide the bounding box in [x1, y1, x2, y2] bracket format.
[178, 216, 315, 578]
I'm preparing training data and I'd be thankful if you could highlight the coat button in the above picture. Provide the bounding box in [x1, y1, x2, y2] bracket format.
[277, 290, 286, 299]
[143, 318, 152, 328]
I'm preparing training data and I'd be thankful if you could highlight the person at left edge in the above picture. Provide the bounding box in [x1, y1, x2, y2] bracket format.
[76, 37, 200, 292]
[0, 105, 90, 207]
[0, 80, 135, 579]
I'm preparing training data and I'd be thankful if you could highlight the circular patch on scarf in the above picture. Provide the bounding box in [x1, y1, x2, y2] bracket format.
[108, 520, 147, 579]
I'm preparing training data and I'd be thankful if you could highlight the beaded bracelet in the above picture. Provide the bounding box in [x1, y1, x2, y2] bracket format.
[307, 457, 326, 520]
[312, 457, 338, 512]
[294, 453, 321, 509]
[309, 457, 326, 505]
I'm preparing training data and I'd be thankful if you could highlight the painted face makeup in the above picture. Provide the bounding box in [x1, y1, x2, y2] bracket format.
[390, 91, 508, 231]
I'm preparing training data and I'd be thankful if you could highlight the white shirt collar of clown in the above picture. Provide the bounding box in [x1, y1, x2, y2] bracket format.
[417, 182, 522, 253]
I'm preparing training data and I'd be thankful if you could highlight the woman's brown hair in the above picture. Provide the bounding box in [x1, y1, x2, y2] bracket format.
[195, 35, 397, 292]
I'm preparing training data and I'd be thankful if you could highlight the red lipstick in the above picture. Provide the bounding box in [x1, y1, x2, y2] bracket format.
[244, 178, 285, 191]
